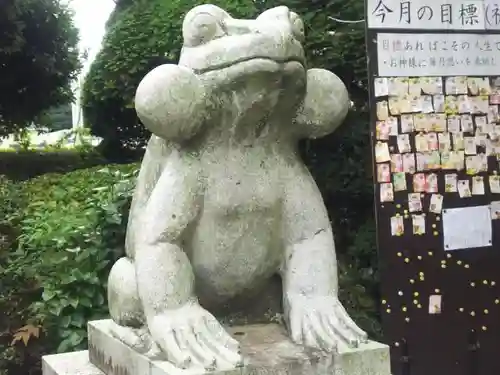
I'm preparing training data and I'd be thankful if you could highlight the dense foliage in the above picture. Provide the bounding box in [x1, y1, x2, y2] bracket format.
[0, 164, 138, 375]
[254, 0, 367, 105]
[0, 149, 106, 181]
[83, 0, 367, 157]
[0, 128, 105, 181]
[82, 0, 258, 160]
[0, 0, 81, 136]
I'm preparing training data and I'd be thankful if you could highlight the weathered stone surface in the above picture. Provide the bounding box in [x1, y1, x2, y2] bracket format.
[88, 320, 240, 375]
[43, 320, 390, 375]
[232, 324, 390, 375]
[42, 351, 103, 375]
[106, 3, 369, 369]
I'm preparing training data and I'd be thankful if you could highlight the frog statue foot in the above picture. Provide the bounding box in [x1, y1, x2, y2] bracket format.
[106, 3, 367, 370]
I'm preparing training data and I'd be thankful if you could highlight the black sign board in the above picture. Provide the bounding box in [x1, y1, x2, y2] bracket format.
[366, 1, 500, 374]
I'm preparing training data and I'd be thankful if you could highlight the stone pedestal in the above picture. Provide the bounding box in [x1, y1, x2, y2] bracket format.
[43, 350, 102, 375]
[43, 320, 391, 375]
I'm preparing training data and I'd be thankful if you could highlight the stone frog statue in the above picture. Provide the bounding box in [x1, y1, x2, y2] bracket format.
[107, 3, 368, 370]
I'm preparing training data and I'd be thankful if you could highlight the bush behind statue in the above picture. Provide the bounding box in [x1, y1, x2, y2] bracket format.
[0, 150, 106, 182]
[0, 164, 138, 375]
[82, 0, 257, 161]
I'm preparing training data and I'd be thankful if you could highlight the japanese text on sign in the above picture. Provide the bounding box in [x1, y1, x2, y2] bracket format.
[368, 0, 500, 29]
[377, 33, 500, 76]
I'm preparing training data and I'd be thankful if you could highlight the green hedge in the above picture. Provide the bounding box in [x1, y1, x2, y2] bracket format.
[0, 164, 138, 375]
[0, 150, 107, 181]
[82, 0, 259, 160]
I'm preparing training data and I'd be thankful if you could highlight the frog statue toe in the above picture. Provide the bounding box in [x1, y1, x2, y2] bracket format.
[106, 4, 367, 370]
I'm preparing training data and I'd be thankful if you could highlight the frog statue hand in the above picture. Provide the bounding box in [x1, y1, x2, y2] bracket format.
[106, 4, 368, 371]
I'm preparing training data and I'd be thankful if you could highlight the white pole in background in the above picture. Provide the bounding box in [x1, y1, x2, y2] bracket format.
[69, 0, 116, 144]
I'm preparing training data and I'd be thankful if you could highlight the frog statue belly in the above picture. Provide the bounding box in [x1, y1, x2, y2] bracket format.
[189, 149, 285, 303]
[106, 4, 368, 370]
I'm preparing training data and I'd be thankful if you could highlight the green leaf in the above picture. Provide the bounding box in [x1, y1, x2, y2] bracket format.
[71, 312, 86, 328]
[95, 292, 105, 305]
[56, 338, 72, 353]
[60, 315, 71, 328]
[79, 296, 92, 308]
[72, 268, 86, 280]
[82, 287, 94, 299]
[61, 274, 77, 285]
[48, 302, 64, 317]
[42, 289, 56, 301]
[57, 330, 85, 353]
[69, 297, 79, 309]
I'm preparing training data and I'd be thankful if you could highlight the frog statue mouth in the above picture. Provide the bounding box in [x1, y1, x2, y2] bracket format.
[178, 5, 306, 75]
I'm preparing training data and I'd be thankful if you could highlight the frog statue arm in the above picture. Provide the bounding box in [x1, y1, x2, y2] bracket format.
[282, 69, 368, 351]
[106, 4, 367, 372]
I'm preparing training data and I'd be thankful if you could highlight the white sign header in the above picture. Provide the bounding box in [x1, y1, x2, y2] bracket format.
[367, 0, 500, 29]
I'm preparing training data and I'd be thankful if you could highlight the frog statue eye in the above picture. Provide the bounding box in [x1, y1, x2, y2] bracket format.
[290, 12, 305, 43]
[183, 11, 225, 47]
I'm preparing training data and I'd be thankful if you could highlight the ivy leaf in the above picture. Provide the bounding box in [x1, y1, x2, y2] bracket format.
[48, 301, 64, 316]
[71, 312, 86, 328]
[57, 330, 85, 353]
[69, 297, 79, 309]
[60, 315, 71, 328]
[42, 289, 56, 301]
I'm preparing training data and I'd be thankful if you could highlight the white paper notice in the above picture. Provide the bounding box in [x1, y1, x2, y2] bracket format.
[429, 295, 442, 314]
[377, 33, 500, 77]
[442, 206, 492, 251]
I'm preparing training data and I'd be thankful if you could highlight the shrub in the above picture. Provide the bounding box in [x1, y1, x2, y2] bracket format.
[83, 0, 368, 159]
[338, 217, 381, 340]
[0, 149, 106, 181]
[0, 163, 139, 375]
[0, 176, 40, 375]
[81, 0, 258, 161]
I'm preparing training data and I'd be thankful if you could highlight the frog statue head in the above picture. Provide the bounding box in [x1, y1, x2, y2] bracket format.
[106, 4, 366, 372]
[134, 4, 350, 146]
